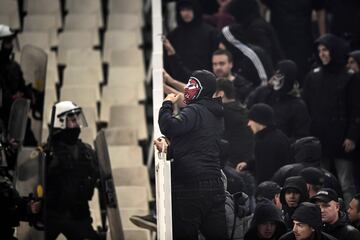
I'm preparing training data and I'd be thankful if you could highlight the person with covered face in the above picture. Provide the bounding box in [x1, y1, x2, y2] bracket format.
[302, 34, 360, 206]
[164, 0, 219, 82]
[279, 202, 337, 240]
[280, 176, 309, 229]
[244, 198, 287, 240]
[158, 70, 227, 239]
[246, 59, 310, 141]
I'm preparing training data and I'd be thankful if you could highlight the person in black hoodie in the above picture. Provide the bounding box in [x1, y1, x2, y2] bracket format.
[244, 199, 287, 240]
[165, 0, 219, 82]
[280, 176, 309, 229]
[302, 34, 360, 206]
[246, 60, 310, 141]
[311, 188, 360, 240]
[219, 24, 274, 89]
[158, 70, 227, 239]
[271, 136, 341, 195]
[279, 202, 337, 240]
[225, 0, 284, 65]
[214, 78, 254, 170]
[236, 103, 292, 183]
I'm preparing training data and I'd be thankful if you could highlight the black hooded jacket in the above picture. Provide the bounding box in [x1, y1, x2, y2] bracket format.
[246, 60, 310, 140]
[322, 211, 360, 240]
[166, 0, 219, 82]
[303, 34, 360, 158]
[225, 0, 284, 65]
[219, 24, 274, 88]
[280, 176, 309, 229]
[279, 231, 338, 240]
[159, 97, 224, 183]
[244, 199, 287, 240]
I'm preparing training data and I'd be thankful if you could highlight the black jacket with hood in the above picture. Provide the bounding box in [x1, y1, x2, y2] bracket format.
[279, 231, 338, 240]
[303, 34, 360, 158]
[244, 199, 287, 240]
[246, 60, 310, 141]
[225, 0, 284, 65]
[280, 176, 309, 229]
[159, 70, 224, 183]
[322, 211, 360, 240]
[219, 24, 274, 88]
[166, 0, 219, 82]
[272, 137, 342, 194]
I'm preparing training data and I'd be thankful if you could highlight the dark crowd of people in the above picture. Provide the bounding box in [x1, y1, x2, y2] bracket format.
[153, 0, 360, 239]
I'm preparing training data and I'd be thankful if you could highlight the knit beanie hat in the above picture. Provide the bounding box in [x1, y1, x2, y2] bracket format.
[248, 103, 274, 126]
[256, 181, 281, 202]
[292, 202, 322, 230]
[300, 167, 325, 187]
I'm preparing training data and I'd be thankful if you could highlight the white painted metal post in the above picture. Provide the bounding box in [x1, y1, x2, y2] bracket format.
[151, 0, 173, 239]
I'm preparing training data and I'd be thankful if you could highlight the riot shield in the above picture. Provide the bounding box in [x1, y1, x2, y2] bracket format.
[15, 147, 45, 240]
[20, 45, 47, 121]
[94, 130, 125, 240]
[7, 98, 30, 145]
[20, 45, 47, 92]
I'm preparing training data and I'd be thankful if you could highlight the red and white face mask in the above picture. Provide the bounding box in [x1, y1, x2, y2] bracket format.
[184, 77, 203, 104]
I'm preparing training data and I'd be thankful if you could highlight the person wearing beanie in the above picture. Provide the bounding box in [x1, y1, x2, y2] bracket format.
[279, 202, 338, 240]
[245, 59, 310, 141]
[302, 34, 360, 207]
[280, 176, 309, 229]
[158, 70, 227, 239]
[244, 199, 287, 240]
[299, 167, 325, 198]
[311, 188, 360, 240]
[255, 181, 282, 209]
[236, 103, 292, 184]
[164, 0, 218, 82]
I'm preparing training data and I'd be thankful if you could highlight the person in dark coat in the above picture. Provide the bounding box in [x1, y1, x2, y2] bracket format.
[280, 176, 309, 229]
[214, 78, 254, 170]
[244, 199, 287, 240]
[225, 0, 284, 65]
[347, 194, 360, 231]
[272, 136, 342, 195]
[158, 70, 227, 239]
[165, 0, 219, 82]
[246, 60, 310, 141]
[236, 103, 292, 183]
[219, 24, 274, 89]
[311, 188, 360, 240]
[302, 34, 360, 206]
[279, 202, 338, 240]
[259, 0, 327, 84]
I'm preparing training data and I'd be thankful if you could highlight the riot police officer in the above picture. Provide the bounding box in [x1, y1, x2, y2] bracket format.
[44, 101, 100, 239]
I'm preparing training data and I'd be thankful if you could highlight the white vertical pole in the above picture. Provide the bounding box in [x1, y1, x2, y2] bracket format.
[151, 0, 173, 239]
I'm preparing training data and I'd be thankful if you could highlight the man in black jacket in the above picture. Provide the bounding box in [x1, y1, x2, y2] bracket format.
[246, 59, 310, 141]
[280, 176, 309, 229]
[244, 199, 287, 240]
[279, 202, 337, 240]
[237, 103, 292, 183]
[158, 70, 227, 239]
[302, 34, 360, 206]
[312, 188, 360, 240]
